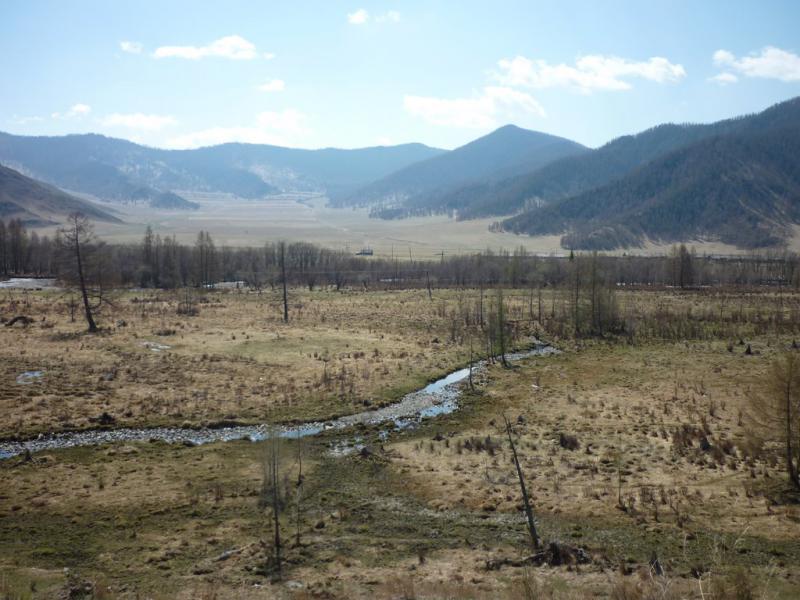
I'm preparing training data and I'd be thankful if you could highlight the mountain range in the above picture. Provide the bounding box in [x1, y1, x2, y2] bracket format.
[2, 95, 799, 249]
[500, 97, 800, 249]
[331, 125, 587, 218]
[344, 96, 800, 250]
[0, 132, 444, 209]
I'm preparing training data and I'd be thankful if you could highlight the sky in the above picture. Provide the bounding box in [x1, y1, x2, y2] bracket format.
[1, 0, 799, 151]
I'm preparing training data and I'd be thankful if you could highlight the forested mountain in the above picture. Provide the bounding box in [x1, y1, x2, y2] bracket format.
[503, 121, 800, 249]
[0, 163, 122, 225]
[442, 96, 800, 221]
[336, 125, 586, 217]
[0, 132, 444, 208]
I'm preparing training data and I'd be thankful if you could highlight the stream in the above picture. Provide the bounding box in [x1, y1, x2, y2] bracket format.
[0, 341, 557, 459]
[0, 277, 59, 290]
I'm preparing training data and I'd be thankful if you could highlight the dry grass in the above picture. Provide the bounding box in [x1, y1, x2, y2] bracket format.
[0, 287, 539, 438]
[1, 287, 800, 598]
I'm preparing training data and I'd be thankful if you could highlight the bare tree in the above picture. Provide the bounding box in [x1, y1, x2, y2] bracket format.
[496, 288, 509, 367]
[279, 241, 289, 323]
[468, 336, 475, 391]
[260, 431, 285, 578]
[670, 244, 695, 289]
[192, 231, 217, 287]
[504, 415, 541, 550]
[0, 220, 7, 276]
[294, 438, 305, 547]
[750, 352, 800, 489]
[571, 251, 581, 336]
[58, 213, 99, 332]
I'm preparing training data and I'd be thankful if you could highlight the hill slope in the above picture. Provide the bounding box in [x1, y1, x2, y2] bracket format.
[0, 164, 122, 225]
[0, 133, 444, 207]
[502, 123, 800, 250]
[448, 97, 800, 220]
[338, 125, 587, 216]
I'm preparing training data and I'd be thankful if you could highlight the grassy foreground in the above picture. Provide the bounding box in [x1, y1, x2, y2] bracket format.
[1, 287, 799, 598]
[1, 287, 523, 438]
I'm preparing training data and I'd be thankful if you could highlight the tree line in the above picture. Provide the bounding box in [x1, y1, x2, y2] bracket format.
[4, 218, 800, 292]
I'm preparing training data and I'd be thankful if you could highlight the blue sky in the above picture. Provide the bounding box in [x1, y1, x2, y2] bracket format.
[2, 0, 799, 150]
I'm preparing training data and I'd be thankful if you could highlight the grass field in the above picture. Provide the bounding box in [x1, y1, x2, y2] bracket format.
[1, 286, 800, 598]
[35, 194, 771, 259]
[2, 287, 541, 438]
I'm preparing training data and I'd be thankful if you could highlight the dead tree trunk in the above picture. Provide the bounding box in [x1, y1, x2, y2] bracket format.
[60, 213, 98, 333]
[280, 242, 288, 324]
[267, 434, 283, 578]
[468, 337, 475, 391]
[497, 288, 509, 368]
[504, 415, 541, 550]
[426, 271, 433, 301]
[295, 440, 304, 546]
[76, 238, 98, 333]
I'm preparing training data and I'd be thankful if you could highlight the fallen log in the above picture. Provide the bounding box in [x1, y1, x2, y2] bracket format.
[485, 542, 591, 571]
[4, 315, 34, 327]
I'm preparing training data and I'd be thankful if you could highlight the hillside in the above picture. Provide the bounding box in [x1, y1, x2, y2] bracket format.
[502, 126, 800, 249]
[337, 125, 586, 216]
[448, 96, 800, 220]
[184, 142, 447, 199]
[0, 132, 444, 208]
[0, 164, 122, 225]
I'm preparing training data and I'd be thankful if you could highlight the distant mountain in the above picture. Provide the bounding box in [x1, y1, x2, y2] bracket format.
[182, 142, 447, 199]
[0, 132, 444, 208]
[445, 97, 800, 221]
[336, 125, 587, 217]
[0, 164, 122, 225]
[502, 98, 800, 249]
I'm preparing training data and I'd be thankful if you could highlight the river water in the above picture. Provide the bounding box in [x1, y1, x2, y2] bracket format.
[0, 341, 557, 459]
[0, 278, 59, 289]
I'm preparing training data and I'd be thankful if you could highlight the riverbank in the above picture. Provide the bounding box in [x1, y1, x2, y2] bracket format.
[0, 342, 556, 458]
[1, 287, 542, 439]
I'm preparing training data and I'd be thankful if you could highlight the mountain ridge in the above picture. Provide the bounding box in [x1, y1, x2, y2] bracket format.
[0, 163, 123, 226]
[432, 97, 800, 222]
[502, 99, 800, 249]
[335, 125, 588, 217]
[0, 131, 445, 208]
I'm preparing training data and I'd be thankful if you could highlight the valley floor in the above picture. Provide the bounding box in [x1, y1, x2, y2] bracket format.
[35, 195, 785, 259]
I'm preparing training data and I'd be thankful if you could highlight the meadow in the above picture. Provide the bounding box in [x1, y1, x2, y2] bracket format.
[42, 195, 770, 259]
[1, 284, 799, 599]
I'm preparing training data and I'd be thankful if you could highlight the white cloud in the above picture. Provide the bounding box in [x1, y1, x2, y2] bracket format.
[347, 9, 399, 25]
[258, 79, 285, 92]
[712, 46, 800, 82]
[376, 10, 401, 23]
[120, 40, 143, 54]
[165, 109, 310, 149]
[153, 35, 262, 60]
[69, 103, 92, 116]
[495, 54, 686, 93]
[52, 103, 92, 119]
[10, 115, 44, 125]
[348, 9, 369, 24]
[709, 72, 739, 85]
[404, 86, 545, 129]
[263, 52, 276, 60]
[713, 50, 735, 65]
[101, 113, 177, 131]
